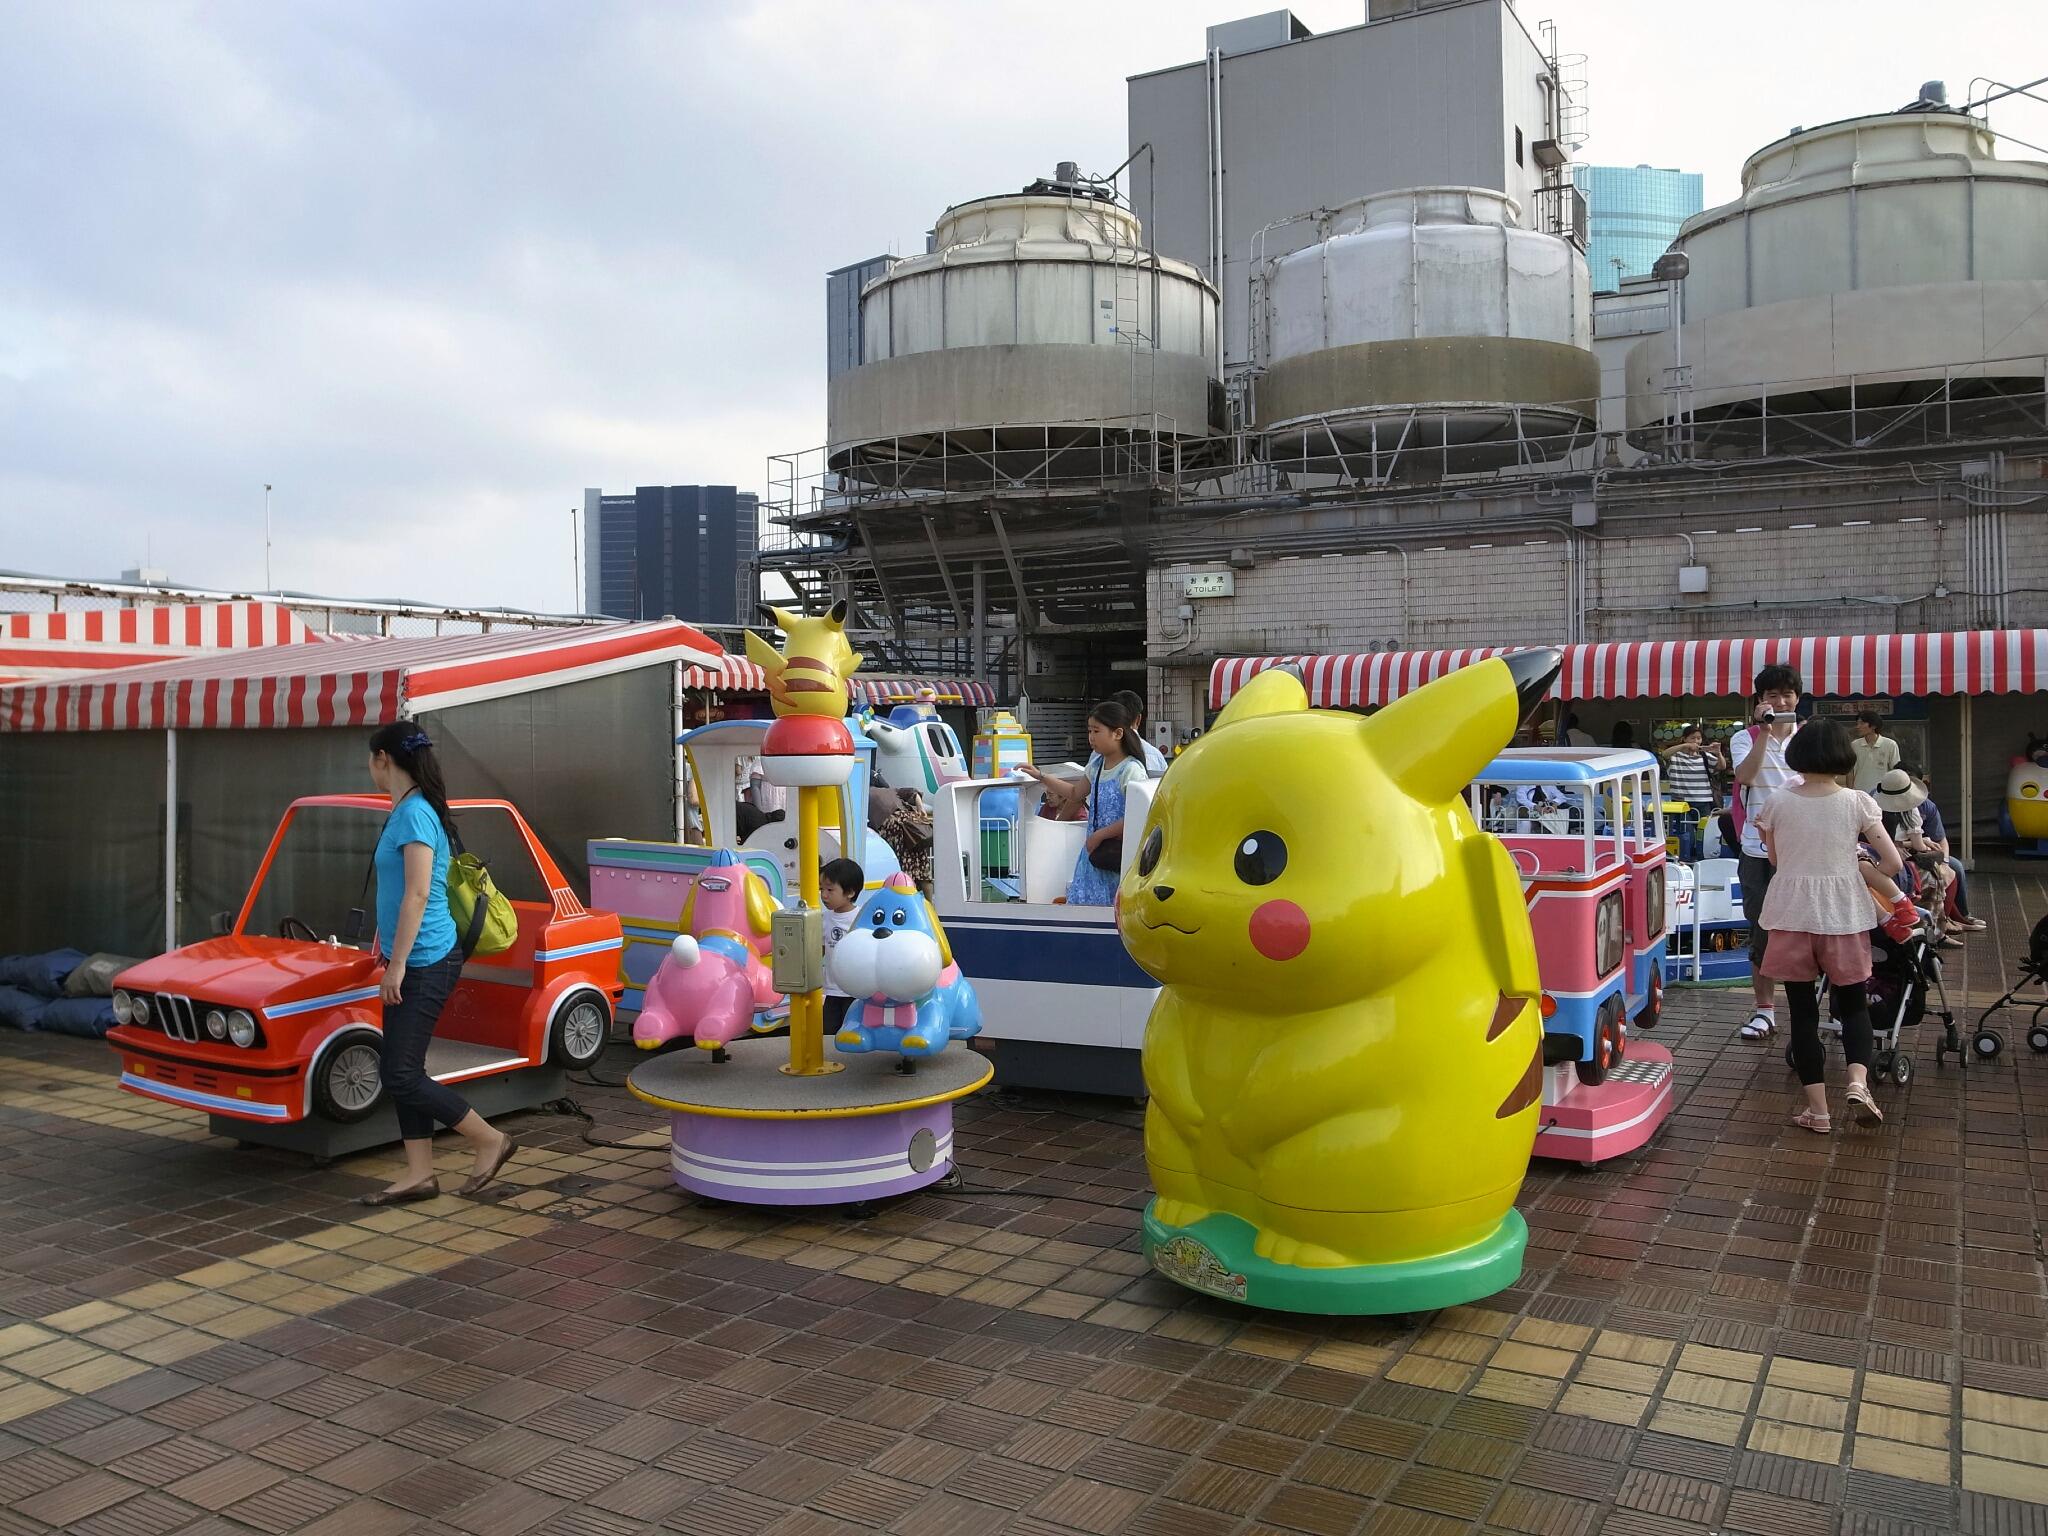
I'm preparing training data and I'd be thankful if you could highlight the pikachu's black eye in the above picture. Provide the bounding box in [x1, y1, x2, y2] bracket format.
[1138, 827, 1163, 876]
[1234, 832, 1286, 886]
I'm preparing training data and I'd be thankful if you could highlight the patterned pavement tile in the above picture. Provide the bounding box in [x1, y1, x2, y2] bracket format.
[3, 876, 2048, 1534]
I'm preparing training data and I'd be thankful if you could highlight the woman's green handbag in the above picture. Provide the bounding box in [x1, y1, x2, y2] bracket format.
[447, 842, 518, 958]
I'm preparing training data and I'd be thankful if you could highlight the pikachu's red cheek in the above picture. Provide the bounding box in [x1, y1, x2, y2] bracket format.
[1249, 900, 1310, 961]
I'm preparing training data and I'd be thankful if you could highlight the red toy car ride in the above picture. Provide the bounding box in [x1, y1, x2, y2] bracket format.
[108, 795, 623, 1128]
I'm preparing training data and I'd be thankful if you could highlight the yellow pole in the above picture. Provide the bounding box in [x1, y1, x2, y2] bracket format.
[785, 783, 840, 1075]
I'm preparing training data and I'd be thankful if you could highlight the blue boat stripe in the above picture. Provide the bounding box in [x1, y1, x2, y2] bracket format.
[946, 922, 1156, 990]
[120, 1073, 292, 1119]
[535, 938, 626, 962]
[265, 987, 381, 1020]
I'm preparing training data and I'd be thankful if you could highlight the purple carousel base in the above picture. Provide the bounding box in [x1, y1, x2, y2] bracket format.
[671, 1102, 953, 1203]
[627, 1036, 994, 1207]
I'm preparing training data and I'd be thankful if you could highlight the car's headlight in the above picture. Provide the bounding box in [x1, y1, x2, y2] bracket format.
[112, 990, 134, 1024]
[227, 1011, 258, 1049]
[205, 1009, 228, 1040]
[130, 994, 152, 1026]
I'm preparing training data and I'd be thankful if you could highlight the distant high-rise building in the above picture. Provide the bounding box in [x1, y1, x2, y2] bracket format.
[581, 486, 757, 623]
[827, 255, 897, 380]
[1578, 164, 1704, 291]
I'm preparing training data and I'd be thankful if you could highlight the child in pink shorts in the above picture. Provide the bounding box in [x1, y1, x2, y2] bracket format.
[1755, 717, 1906, 1133]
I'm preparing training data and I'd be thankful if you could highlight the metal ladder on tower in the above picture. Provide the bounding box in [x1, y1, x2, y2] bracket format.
[1111, 254, 1146, 481]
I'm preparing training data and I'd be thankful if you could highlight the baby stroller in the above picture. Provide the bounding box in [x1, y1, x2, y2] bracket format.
[1970, 912, 2048, 1060]
[1798, 914, 1953, 1084]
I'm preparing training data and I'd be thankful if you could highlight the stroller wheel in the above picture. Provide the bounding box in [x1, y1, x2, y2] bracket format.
[2027, 1023, 2048, 1055]
[1891, 1055, 1914, 1086]
[1973, 1029, 2005, 1061]
[1784, 1043, 1797, 1070]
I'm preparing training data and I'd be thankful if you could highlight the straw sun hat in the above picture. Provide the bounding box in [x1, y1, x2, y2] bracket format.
[1871, 769, 1929, 812]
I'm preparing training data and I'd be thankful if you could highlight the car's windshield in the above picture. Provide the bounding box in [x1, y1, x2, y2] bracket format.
[242, 806, 384, 944]
[242, 803, 550, 944]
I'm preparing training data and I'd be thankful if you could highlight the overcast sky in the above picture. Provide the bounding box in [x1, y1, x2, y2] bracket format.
[4, 0, 2041, 612]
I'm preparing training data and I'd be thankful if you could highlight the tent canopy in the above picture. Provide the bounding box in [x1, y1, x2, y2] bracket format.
[0, 600, 336, 685]
[1209, 631, 2048, 710]
[0, 620, 721, 732]
[680, 656, 995, 706]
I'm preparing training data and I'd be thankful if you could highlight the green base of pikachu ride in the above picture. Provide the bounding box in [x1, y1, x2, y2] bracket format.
[1142, 1202, 1527, 1317]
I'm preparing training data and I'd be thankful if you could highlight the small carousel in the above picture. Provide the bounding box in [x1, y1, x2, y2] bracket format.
[626, 604, 991, 1206]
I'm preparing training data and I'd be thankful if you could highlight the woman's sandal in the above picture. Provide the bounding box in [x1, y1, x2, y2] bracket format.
[1739, 1011, 1775, 1041]
[1792, 1108, 1831, 1134]
[1844, 1083, 1885, 1126]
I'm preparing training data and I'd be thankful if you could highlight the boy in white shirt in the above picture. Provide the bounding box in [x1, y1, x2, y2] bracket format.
[820, 858, 865, 1036]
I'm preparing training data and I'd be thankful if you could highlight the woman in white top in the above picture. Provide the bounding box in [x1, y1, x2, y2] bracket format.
[1755, 718, 1905, 1134]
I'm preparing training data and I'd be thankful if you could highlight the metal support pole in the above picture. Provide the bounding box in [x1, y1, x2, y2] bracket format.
[971, 562, 987, 683]
[782, 786, 839, 1077]
[1961, 693, 1975, 870]
[164, 728, 178, 952]
[672, 664, 688, 843]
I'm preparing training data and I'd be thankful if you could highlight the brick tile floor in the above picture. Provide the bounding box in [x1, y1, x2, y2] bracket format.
[4, 873, 2048, 1532]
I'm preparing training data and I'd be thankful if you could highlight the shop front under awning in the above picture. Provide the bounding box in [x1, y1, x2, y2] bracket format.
[1209, 631, 2048, 709]
[679, 657, 996, 707]
[1210, 630, 2048, 868]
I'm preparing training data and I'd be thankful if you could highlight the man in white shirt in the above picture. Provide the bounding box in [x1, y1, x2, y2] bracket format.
[1850, 711, 1899, 793]
[1730, 665, 1803, 1041]
[1092, 690, 1168, 775]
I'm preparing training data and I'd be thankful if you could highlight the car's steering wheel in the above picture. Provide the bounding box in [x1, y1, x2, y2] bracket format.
[279, 917, 319, 943]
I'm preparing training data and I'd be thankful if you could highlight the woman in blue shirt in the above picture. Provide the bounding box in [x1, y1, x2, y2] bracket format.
[361, 723, 518, 1206]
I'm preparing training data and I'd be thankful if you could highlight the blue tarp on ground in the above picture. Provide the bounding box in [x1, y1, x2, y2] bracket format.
[0, 986, 48, 1031]
[0, 949, 86, 998]
[35, 996, 116, 1038]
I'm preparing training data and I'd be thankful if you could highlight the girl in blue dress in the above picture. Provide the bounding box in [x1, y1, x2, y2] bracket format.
[1023, 701, 1148, 905]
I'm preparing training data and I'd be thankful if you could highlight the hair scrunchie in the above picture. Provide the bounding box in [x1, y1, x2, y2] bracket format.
[400, 730, 433, 754]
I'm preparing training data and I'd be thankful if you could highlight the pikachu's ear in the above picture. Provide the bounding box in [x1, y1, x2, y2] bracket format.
[1214, 666, 1309, 730]
[1366, 650, 1562, 805]
[826, 599, 849, 628]
[767, 605, 800, 633]
[925, 900, 953, 970]
[743, 871, 777, 936]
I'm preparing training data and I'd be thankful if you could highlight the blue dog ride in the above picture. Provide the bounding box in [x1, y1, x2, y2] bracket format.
[829, 872, 983, 1061]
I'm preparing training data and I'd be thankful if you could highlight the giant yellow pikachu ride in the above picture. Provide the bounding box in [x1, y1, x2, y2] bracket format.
[1119, 650, 1562, 1314]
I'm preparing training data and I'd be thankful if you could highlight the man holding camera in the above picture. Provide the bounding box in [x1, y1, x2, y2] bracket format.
[1731, 664, 1803, 1041]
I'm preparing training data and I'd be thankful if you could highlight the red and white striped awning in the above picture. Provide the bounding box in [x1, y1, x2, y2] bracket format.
[1209, 631, 2048, 710]
[0, 601, 334, 685]
[0, 620, 722, 732]
[679, 656, 996, 706]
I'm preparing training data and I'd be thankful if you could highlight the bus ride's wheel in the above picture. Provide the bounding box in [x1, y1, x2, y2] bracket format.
[550, 990, 612, 1069]
[1636, 968, 1663, 1031]
[314, 1037, 386, 1123]
[1575, 999, 1623, 1087]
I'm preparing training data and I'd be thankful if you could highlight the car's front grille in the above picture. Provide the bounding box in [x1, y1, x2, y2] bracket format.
[154, 995, 204, 1043]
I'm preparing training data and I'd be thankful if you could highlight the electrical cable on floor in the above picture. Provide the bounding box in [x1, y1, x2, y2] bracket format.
[547, 1094, 664, 1151]
[567, 1039, 638, 1088]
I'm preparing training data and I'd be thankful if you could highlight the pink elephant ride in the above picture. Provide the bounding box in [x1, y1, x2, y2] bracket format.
[632, 850, 783, 1055]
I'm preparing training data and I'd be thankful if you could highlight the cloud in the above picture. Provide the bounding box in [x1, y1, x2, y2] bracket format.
[6, 0, 2041, 610]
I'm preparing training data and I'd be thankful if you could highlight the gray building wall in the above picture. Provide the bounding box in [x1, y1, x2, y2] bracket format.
[1128, 0, 1557, 371]
[827, 256, 896, 381]
[1145, 463, 2048, 839]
